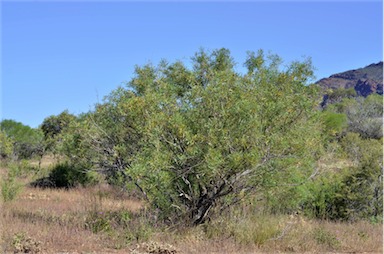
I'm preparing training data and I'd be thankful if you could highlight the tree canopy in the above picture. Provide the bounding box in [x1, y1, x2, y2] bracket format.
[62, 49, 323, 225]
[0, 119, 44, 160]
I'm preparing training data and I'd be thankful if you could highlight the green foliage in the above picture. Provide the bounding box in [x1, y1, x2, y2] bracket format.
[321, 111, 347, 138]
[301, 133, 382, 221]
[263, 183, 310, 215]
[51, 49, 321, 224]
[40, 110, 76, 139]
[1, 175, 23, 202]
[102, 48, 323, 225]
[40, 110, 76, 153]
[326, 88, 357, 105]
[0, 119, 44, 160]
[0, 161, 35, 202]
[338, 134, 383, 220]
[46, 49, 382, 224]
[312, 227, 340, 250]
[301, 171, 345, 220]
[122, 219, 153, 243]
[85, 211, 112, 233]
[0, 130, 13, 159]
[317, 97, 383, 221]
[44, 49, 326, 226]
[346, 95, 383, 139]
[0, 120, 40, 143]
[48, 162, 100, 188]
[31, 48, 381, 226]
[325, 94, 383, 139]
[7, 160, 38, 178]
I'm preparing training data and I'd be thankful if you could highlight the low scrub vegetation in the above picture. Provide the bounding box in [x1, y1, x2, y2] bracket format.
[1, 179, 382, 253]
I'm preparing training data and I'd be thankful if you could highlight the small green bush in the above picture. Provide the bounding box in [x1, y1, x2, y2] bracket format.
[48, 162, 100, 188]
[321, 111, 347, 138]
[1, 176, 23, 202]
[300, 133, 382, 221]
[123, 219, 153, 243]
[85, 211, 112, 233]
[7, 161, 38, 179]
[312, 227, 340, 250]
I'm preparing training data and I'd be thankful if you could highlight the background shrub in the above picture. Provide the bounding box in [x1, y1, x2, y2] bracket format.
[48, 162, 100, 188]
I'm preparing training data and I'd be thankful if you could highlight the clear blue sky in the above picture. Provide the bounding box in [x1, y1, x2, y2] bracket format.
[1, 1, 382, 128]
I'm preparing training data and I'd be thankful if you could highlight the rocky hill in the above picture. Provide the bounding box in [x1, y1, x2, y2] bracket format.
[316, 62, 383, 97]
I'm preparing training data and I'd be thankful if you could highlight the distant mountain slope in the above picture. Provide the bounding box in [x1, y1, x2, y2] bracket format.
[316, 62, 383, 97]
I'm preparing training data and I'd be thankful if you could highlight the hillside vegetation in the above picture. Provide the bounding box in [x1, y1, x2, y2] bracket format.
[1, 49, 382, 253]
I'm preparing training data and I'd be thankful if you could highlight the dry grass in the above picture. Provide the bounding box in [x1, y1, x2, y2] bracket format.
[1, 184, 144, 253]
[1, 159, 382, 254]
[14, 185, 142, 214]
[167, 212, 383, 254]
[28, 155, 58, 169]
[260, 216, 383, 253]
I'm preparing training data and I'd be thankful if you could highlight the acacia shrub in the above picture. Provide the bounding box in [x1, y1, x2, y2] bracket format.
[56, 49, 324, 225]
[123, 49, 322, 225]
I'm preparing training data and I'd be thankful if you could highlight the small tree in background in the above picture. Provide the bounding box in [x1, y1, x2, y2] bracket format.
[0, 120, 44, 161]
[40, 110, 76, 155]
[346, 94, 383, 139]
[325, 94, 383, 139]
[0, 130, 14, 160]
